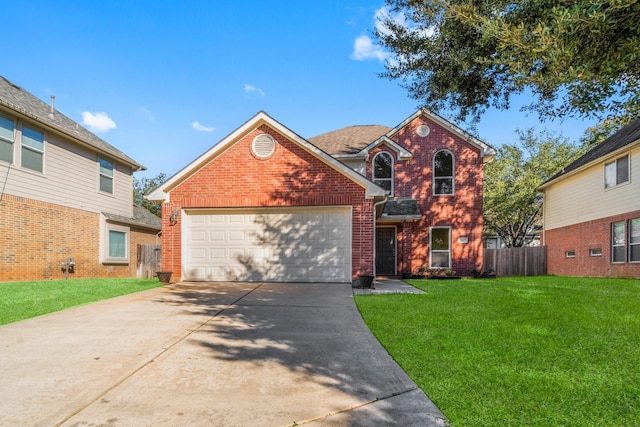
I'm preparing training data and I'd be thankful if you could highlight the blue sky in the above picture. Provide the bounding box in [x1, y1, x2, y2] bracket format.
[3, 1, 598, 179]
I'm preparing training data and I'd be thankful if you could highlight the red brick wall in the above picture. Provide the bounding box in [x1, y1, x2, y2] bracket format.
[368, 114, 485, 276]
[162, 124, 375, 280]
[0, 194, 158, 281]
[545, 210, 640, 278]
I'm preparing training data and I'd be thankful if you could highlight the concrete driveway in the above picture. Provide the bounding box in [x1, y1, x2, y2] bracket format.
[0, 282, 446, 426]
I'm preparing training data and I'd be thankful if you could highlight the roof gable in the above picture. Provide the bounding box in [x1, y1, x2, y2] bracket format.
[307, 109, 496, 163]
[540, 118, 640, 189]
[147, 111, 386, 202]
[388, 109, 496, 162]
[0, 76, 144, 170]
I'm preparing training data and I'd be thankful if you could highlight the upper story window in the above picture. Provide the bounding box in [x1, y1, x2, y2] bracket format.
[99, 157, 114, 194]
[373, 152, 393, 195]
[604, 155, 629, 189]
[21, 125, 44, 173]
[434, 150, 454, 195]
[0, 113, 15, 164]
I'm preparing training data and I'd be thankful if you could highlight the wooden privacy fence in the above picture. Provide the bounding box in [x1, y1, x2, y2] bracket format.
[483, 246, 547, 277]
[137, 244, 162, 278]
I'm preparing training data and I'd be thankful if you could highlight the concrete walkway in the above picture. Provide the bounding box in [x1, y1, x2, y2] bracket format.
[0, 282, 445, 426]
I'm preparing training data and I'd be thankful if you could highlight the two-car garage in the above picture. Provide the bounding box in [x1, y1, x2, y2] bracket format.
[181, 206, 352, 283]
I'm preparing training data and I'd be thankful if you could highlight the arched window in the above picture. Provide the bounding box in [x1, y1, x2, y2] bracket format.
[373, 152, 393, 195]
[433, 150, 454, 195]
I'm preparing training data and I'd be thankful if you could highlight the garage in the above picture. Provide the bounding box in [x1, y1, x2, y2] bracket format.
[182, 207, 352, 282]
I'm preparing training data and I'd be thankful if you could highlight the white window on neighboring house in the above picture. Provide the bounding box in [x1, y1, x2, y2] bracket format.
[430, 227, 451, 268]
[611, 221, 626, 263]
[100, 217, 129, 264]
[373, 152, 393, 195]
[604, 155, 629, 189]
[21, 125, 44, 172]
[0, 113, 15, 164]
[630, 218, 640, 262]
[99, 157, 114, 194]
[434, 150, 454, 195]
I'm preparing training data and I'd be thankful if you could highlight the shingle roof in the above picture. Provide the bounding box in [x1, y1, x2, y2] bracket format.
[0, 76, 144, 170]
[542, 118, 640, 186]
[102, 204, 161, 231]
[309, 125, 392, 155]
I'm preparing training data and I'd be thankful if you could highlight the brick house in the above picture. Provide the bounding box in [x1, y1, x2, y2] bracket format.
[0, 76, 160, 281]
[539, 119, 640, 278]
[147, 110, 495, 283]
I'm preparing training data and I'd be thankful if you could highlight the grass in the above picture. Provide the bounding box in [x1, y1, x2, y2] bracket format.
[0, 278, 162, 325]
[355, 276, 640, 427]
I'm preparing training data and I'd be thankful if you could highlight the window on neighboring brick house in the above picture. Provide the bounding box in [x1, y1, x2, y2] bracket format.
[0, 113, 14, 164]
[630, 218, 640, 262]
[373, 152, 393, 195]
[21, 125, 44, 172]
[604, 155, 629, 188]
[430, 227, 451, 268]
[434, 150, 454, 195]
[612, 221, 626, 263]
[99, 157, 114, 194]
[100, 217, 129, 264]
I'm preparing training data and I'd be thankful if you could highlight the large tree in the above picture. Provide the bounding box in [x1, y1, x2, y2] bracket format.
[133, 173, 166, 218]
[483, 129, 581, 247]
[375, 0, 640, 123]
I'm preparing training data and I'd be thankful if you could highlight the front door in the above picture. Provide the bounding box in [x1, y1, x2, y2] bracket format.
[376, 227, 396, 276]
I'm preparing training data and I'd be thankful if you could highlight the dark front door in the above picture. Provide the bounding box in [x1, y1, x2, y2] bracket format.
[376, 227, 396, 276]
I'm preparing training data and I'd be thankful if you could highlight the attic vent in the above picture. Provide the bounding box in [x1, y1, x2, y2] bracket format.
[252, 133, 275, 158]
[417, 125, 430, 137]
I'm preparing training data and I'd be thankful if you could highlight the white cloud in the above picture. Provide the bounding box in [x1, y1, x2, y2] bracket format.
[192, 121, 215, 132]
[81, 111, 116, 133]
[351, 6, 434, 63]
[244, 83, 266, 96]
[351, 35, 389, 62]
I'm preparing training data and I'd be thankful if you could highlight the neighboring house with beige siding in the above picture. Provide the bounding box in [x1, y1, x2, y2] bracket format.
[539, 119, 640, 277]
[0, 76, 160, 281]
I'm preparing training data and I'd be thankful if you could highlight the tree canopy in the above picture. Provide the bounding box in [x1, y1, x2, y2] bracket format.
[483, 129, 581, 247]
[375, 0, 640, 123]
[133, 173, 166, 217]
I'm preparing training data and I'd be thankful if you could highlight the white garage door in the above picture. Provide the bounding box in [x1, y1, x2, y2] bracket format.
[182, 207, 352, 283]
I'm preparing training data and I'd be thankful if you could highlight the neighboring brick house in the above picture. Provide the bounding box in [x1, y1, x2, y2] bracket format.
[148, 109, 494, 283]
[539, 119, 640, 278]
[0, 76, 160, 281]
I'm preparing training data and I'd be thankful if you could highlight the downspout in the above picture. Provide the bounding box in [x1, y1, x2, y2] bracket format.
[372, 195, 388, 286]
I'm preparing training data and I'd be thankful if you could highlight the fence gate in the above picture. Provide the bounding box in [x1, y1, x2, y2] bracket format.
[483, 246, 547, 277]
[137, 244, 162, 278]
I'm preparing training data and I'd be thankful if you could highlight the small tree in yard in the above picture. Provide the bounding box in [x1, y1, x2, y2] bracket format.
[483, 129, 581, 247]
[133, 173, 167, 218]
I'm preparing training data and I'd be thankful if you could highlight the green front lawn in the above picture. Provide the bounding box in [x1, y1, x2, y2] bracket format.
[355, 276, 640, 426]
[0, 278, 162, 325]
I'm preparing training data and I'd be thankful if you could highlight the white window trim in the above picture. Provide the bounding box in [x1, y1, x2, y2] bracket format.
[611, 221, 626, 264]
[0, 113, 15, 165]
[565, 250, 576, 258]
[604, 155, 630, 189]
[433, 149, 455, 196]
[429, 226, 452, 269]
[19, 124, 45, 174]
[630, 218, 640, 263]
[99, 157, 115, 195]
[372, 151, 394, 196]
[99, 216, 130, 264]
[589, 248, 602, 257]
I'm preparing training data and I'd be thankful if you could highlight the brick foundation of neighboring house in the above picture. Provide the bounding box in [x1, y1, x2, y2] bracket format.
[0, 194, 158, 281]
[545, 209, 640, 278]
